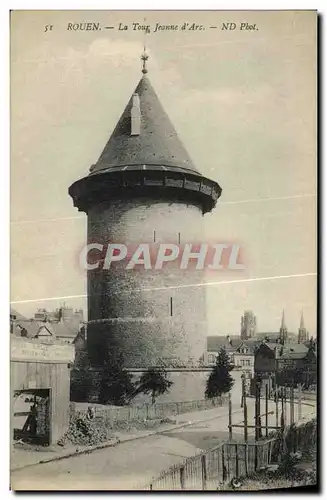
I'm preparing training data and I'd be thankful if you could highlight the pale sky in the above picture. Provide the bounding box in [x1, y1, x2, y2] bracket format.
[10, 10, 317, 336]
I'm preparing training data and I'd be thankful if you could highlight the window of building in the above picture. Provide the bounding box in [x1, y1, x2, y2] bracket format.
[208, 354, 216, 364]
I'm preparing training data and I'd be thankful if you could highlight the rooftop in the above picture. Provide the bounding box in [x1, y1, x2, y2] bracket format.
[207, 336, 241, 352]
[91, 76, 200, 177]
[235, 339, 262, 354]
[69, 64, 221, 214]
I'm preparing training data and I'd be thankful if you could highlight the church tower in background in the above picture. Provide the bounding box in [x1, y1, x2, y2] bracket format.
[240, 310, 257, 340]
[279, 309, 288, 345]
[298, 310, 309, 344]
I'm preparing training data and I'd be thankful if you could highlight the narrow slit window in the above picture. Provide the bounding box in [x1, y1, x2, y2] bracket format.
[153, 230, 156, 242]
[178, 232, 181, 244]
[170, 297, 173, 317]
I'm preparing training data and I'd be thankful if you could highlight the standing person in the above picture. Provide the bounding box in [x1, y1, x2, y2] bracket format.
[22, 400, 37, 436]
[29, 402, 37, 436]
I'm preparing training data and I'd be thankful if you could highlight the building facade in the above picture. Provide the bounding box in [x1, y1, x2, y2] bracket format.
[206, 335, 239, 366]
[233, 340, 260, 375]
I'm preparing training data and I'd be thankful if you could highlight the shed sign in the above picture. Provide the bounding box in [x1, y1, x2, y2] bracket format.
[11, 338, 74, 363]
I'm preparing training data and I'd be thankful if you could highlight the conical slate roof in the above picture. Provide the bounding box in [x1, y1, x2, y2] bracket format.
[69, 68, 222, 214]
[90, 75, 199, 176]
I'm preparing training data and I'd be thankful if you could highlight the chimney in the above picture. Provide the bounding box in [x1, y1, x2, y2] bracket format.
[131, 93, 141, 136]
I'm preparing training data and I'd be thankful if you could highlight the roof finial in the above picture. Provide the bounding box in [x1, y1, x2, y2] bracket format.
[141, 45, 149, 75]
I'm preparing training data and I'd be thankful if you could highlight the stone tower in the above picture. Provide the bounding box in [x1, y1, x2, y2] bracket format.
[298, 310, 308, 344]
[240, 310, 257, 340]
[69, 54, 221, 399]
[279, 309, 288, 344]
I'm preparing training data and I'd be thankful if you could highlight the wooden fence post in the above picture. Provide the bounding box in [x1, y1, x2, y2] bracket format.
[235, 444, 239, 477]
[201, 454, 207, 490]
[298, 383, 302, 420]
[228, 392, 232, 441]
[290, 384, 294, 425]
[254, 382, 261, 471]
[179, 465, 185, 490]
[244, 443, 248, 476]
[242, 375, 248, 442]
[265, 384, 269, 437]
[275, 380, 279, 429]
[255, 380, 262, 440]
[222, 445, 227, 482]
[280, 389, 286, 457]
[283, 387, 287, 428]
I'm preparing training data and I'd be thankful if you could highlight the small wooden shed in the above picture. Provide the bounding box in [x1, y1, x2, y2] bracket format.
[11, 337, 75, 445]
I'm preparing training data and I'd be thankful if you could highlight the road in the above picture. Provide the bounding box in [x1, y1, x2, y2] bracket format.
[11, 392, 316, 491]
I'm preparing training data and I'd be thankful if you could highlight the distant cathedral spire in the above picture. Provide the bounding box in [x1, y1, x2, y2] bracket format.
[281, 309, 286, 329]
[279, 309, 288, 344]
[298, 309, 308, 344]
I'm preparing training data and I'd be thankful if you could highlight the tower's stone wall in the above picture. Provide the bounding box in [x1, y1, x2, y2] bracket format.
[69, 73, 221, 403]
[131, 371, 208, 404]
[87, 198, 208, 375]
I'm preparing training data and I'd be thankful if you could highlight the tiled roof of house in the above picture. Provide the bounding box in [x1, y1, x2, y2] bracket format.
[50, 321, 79, 339]
[255, 332, 297, 342]
[207, 336, 240, 352]
[11, 308, 28, 322]
[73, 326, 86, 345]
[256, 342, 278, 353]
[279, 344, 309, 360]
[235, 339, 262, 354]
[11, 308, 81, 341]
[11, 308, 43, 338]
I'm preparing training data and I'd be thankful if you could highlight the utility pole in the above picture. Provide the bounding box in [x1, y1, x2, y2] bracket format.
[228, 392, 233, 441]
[290, 383, 295, 426]
[265, 383, 269, 437]
[254, 379, 262, 471]
[255, 380, 262, 441]
[241, 374, 248, 442]
[283, 386, 287, 428]
[274, 372, 279, 429]
[298, 383, 302, 420]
